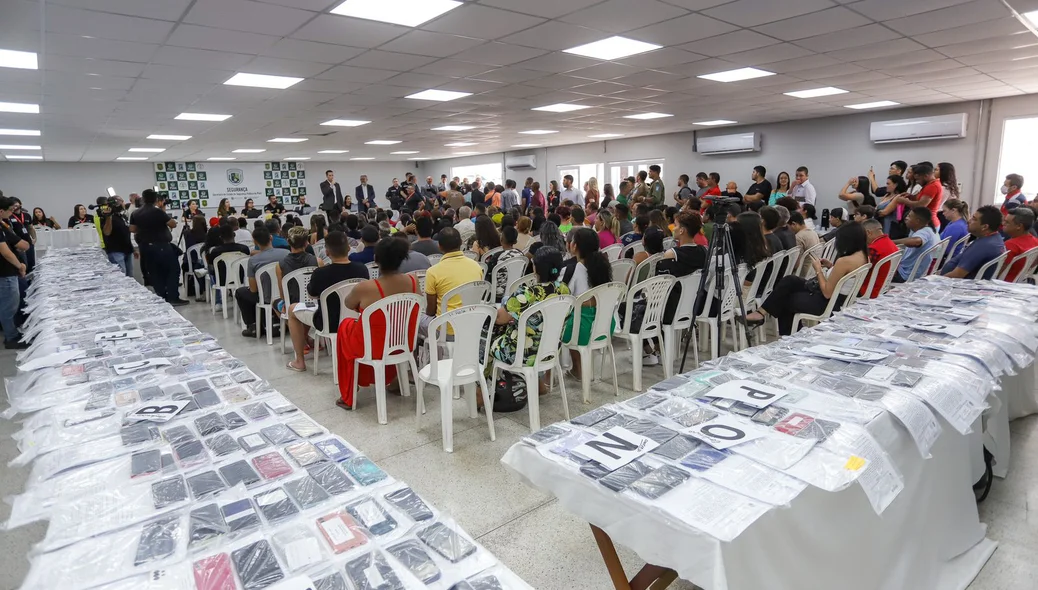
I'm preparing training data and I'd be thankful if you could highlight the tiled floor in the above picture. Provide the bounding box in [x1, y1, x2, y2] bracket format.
[0, 299, 1035, 589]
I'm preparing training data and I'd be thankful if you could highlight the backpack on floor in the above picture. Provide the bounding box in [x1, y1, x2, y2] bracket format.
[494, 372, 528, 413]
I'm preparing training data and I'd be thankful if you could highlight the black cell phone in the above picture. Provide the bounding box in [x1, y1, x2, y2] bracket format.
[206, 433, 241, 457]
[173, 439, 207, 467]
[386, 539, 440, 584]
[121, 422, 158, 447]
[223, 411, 247, 430]
[138, 386, 164, 402]
[221, 499, 260, 534]
[253, 488, 299, 526]
[188, 503, 227, 548]
[307, 462, 354, 496]
[193, 389, 222, 409]
[219, 460, 261, 488]
[187, 471, 226, 500]
[231, 540, 284, 590]
[134, 516, 180, 566]
[383, 487, 433, 522]
[187, 379, 211, 393]
[152, 476, 188, 509]
[344, 552, 402, 590]
[417, 522, 476, 564]
[194, 412, 226, 437]
[260, 424, 298, 446]
[131, 449, 162, 478]
[283, 476, 331, 510]
[241, 403, 271, 422]
[163, 425, 195, 445]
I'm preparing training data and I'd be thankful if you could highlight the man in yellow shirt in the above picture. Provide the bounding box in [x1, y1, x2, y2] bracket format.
[422, 227, 485, 339]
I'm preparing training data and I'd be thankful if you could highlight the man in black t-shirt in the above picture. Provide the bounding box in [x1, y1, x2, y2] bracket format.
[264, 196, 286, 215]
[130, 190, 188, 306]
[744, 165, 773, 205]
[0, 196, 28, 348]
[656, 212, 707, 325]
[102, 204, 135, 277]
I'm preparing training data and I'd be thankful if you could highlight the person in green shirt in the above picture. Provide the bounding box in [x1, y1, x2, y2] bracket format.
[648, 164, 665, 208]
[616, 180, 631, 206]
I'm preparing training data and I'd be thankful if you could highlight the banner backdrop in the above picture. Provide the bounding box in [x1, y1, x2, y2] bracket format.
[153, 161, 308, 211]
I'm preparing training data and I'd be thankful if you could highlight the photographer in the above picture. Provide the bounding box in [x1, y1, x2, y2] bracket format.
[130, 189, 188, 306]
[99, 196, 135, 277]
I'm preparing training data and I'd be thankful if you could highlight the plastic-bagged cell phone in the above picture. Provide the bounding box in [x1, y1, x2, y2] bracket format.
[134, 516, 180, 566]
[264, 394, 296, 414]
[345, 456, 388, 486]
[152, 476, 188, 509]
[314, 438, 352, 462]
[238, 433, 270, 454]
[131, 450, 162, 478]
[222, 387, 251, 404]
[260, 424, 299, 446]
[449, 583, 476, 590]
[193, 389, 222, 409]
[122, 422, 159, 446]
[223, 411, 247, 430]
[308, 462, 355, 495]
[285, 416, 323, 439]
[795, 417, 840, 441]
[210, 374, 234, 388]
[164, 383, 188, 396]
[189, 503, 228, 548]
[774, 413, 815, 436]
[344, 551, 403, 590]
[231, 540, 284, 590]
[383, 487, 433, 522]
[680, 447, 729, 472]
[222, 359, 246, 370]
[193, 553, 236, 590]
[627, 393, 666, 410]
[751, 405, 789, 427]
[162, 425, 195, 445]
[221, 498, 260, 534]
[194, 413, 226, 437]
[316, 511, 368, 554]
[173, 438, 208, 469]
[187, 471, 227, 500]
[139, 386, 165, 402]
[284, 476, 331, 510]
[160, 453, 175, 471]
[417, 522, 476, 564]
[468, 575, 505, 590]
[187, 379, 210, 393]
[272, 525, 325, 572]
[629, 465, 691, 500]
[241, 403, 271, 422]
[569, 407, 616, 427]
[285, 441, 326, 468]
[386, 539, 441, 584]
[219, 460, 261, 488]
[252, 451, 293, 480]
[650, 436, 701, 461]
[623, 420, 677, 445]
[524, 424, 570, 445]
[231, 370, 258, 384]
[206, 433, 241, 457]
[346, 498, 397, 536]
[253, 488, 299, 525]
[599, 461, 653, 492]
[578, 462, 611, 480]
[313, 572, 347, 590]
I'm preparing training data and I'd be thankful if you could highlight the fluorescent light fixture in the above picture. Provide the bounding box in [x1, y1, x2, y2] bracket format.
[622, 112, 672, 120]
[407, 157, 427, 161]
[318, 150, 350, 154]
[330, 0, 462, 27]
[207, 157, 236, 161]
[321, 119, 371, 127]
[284, 157, 310, 161]
[445, 142, 476, 147]
[519, 130, 558, 135]
[147, 134, 191, 140]
[512, 143, 541, 148]
[0, 101, 39, 114]
[589, 133, 624, 138]
[0, 128, 40, 136]
[0, 49, 38, 70]
[784, 87, 847, 98]
[694, 120, 737, 126]
[1022, 10, 1038, 26]
[225, 72, 303, 89]
[233, 148, 266, 153]
[4, 155, 41, 160]
[128, 147, 166, 153]
[268, 138, 308, 143]
[0, 144, 40, 150]
[365, 140, 401, 145]
[532, 103, 589, 113]
[350, 157, 375, 161]
[563, 36, 661, 61]
[844, 100, 900, 110]
[405, 89, 471, 102]
[431, 125, 475, 131]
[116, 157, 148, 161]
[454, 151, 478, 155]
[698, 67, 775, 83]
[391, 151, 419, 154]
[175, 112, 231, 121]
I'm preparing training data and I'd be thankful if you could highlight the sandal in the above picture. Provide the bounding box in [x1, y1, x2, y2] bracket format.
[286, 361, 306, 372]
[336, 399, 352, 411]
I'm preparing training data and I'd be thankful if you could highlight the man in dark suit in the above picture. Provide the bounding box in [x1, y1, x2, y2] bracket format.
[320, 170, 344, 219]
[355, 174, 376, 214]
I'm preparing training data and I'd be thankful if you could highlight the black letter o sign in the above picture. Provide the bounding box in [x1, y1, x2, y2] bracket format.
[701, 424, 745, 441]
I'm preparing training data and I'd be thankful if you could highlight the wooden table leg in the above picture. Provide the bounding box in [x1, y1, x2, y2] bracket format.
[590, 525, 679, 590]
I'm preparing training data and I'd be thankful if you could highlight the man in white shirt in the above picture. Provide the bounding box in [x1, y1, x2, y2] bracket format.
[789, 166, 817, 206]
[560, 174, 584, 207]
[453, 205, 475, 235]
[234, 217, 253, 244]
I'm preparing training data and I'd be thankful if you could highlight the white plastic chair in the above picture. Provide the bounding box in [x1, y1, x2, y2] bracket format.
[415, 305, 497, 452]
[210, 252, 247, 317]
[791, 263, 872, 334]
[408, 270, 427, 293]
[352, 293, 424, 425]
[73, 224, 94, 231]
[946, 234, 970, 265]
[630, 252, 665, 287]
[480, 247, 503, 263]
[617, 231, 636, 245]
[616, 275, 676, 392]
[491, 296, 575, 432]
[280, 267, 317, 354]
[224, 257, 248, 321]
[902, 239, 944, 283]
[439, 280, 493, 314]
[506, 274, 537, 299]
[694, 270, 743, 360]
[610, 259, 636, 286]
[662, 237, 677, 250]
[365, 262, 379, 280]
[601, 244, 622, 261]
[662, 271, 704, 376]
[182, 244, 206, 301]
[977, 251, 1008, 280]
[821, 238, 838, 263]
[799, 242, 827, 277]
[462, 251, 478, 261]
[619, 240, 644, 260]
[926, 238, 950, 277]
[492, 256, 529, 299]
[427, 254, 442, 265]
[478, 261, 488, 278]
[999, 247, 1038, 283]
[255, 262, 280, 344]
[562, 282, 626, 403]
[310, 279, 363, 382]
[861, 250, 902, 300]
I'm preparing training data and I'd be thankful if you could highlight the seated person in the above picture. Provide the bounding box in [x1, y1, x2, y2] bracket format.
[789, 211, 820, 276]
[264, 195, 286, 215]
[274, 227, 320, 317]
[234, 216, 252, 244]
[395, 232, 431, 274]
[746, 222, 869, 335]
[823, 208, 846, 242]
[205, 224, 251, 306]
[562, 228, 615, 380]
[852, 205, 876, 223]
[488, 226, 525, 299]
[942, 206, 1005, 279]
[421, 228, 484, 339]
[331, 237, 420, 408]
[236, 227, 289, 337]
[469, 216, 500, 259]
[557, 206, 573, 233]
[633, 227, 665, 280]
[759, 206, 785, 256]
[349, 225, 379, 265]
[940, 199, 970, 257]
[622, 215, 650, 254]
[771, 203, 796, 250]
[266, 218, 289, 249]
[861, 219, 898, 298]
[893, 206, 939, 282]
[1000, 207, 1038, 282]
[411, 215, 441, 256]
[657, 211, 708, 325]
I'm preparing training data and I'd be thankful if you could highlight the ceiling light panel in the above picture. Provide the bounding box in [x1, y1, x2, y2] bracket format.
[445, 142, 476, 147]
[589, 133, 624, 138]
[391, 151, 419, 154]
[563, 36, 662, 61]
[268, 138, 308, 143]
[330, 0, 462, 27]
[405, 89, 472, 101]
[365, 140, 401, 145]
[519, 130, 558, 135]
[844, 100, 900, 109]
[207, 157, 236, 161]
[532, 103, 590, 113]
[432, 125, 475, 131]
[225, 73, 304, 89]
[0, 102, 39, 114]
[512, 144, 541, 147]
[116, 157, 148, 161]
[321, 119, 371, 127]
[318, 150, 350, 154]
[233, 149, 266, 153]
[4, 155, 41, 160]
[284, 157, 310, 160]
[785, 87, 848, 98]
[350, 157, 375, 160]
[128, 148, 166, 153]
[694, 120, 737, 126]
[698, 67, 776, 82]
[147, 134, 192, 140]
[0, 144, 41, 150]
[623, 112, 673, 120]
[0, 129, 40, 136]
[0, 49, 38, 70]
[176, 113, 231, 121]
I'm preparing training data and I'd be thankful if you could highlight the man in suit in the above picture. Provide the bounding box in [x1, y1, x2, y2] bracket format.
[355, 174, 376, 214]
[320, 170, 344, 219]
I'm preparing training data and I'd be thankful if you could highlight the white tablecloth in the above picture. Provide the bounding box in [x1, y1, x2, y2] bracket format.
[983, 360, 1038, 478]
[34, 229, 101, 250]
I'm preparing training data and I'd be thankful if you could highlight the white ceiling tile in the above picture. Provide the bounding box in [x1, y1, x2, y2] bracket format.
[913, 19, 1025, 48]
[679, 30, 781, 57]
[50, 0, 195, 20]
[413, 59, 497, 78]
[615, 48, 705, 70]
[285, 78, 365, 93]
[446, 42, 551, 66]
[166, 24, 279, 54]
[318, 65, 399, 83]
[44, 5, 177, 43]
[345, 50, 439, 72]
[151, 45, 256, 70]
[46, 33, 160, 63]
[850, 0, 981, 21]
[763, 54, 842, 73]
[261, 39, 366, 64]
[292, 14, 409, 47]
[853, 48, 944, 69]
[426, 4, 546, 38]
[558, 0, 689, 33]
[241, 56, 334, 78]
[937, 32, 1038, 58]
[139, 63, 235, 84]
[825, 37, 927, 62]
[794, 23, 901, 52]
[472, 68, 549, 84]
[564, 62, 642, 81]
[753, 7, 871, 41]
[526, 75, 594, 90]
[383, 31, 487, 58]
[633, 14, 739, 47]
[479, 0, 604, 19]
[725, 42, 815, 65]
[657, 0, 734, 9]
[518, 53, 603, 73]
[702, 0, 836, 26]
[44, 56, 146, 78]
[499, 22, 607, 51]
[611, 69, 683, 87]
[883, 0, 1008, 35]
[382, 72, 455, 89]
[183, 0, 316, 36]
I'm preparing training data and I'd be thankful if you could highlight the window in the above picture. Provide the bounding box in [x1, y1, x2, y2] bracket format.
[995, 116, 1038, 201]
[608, 160, 663, 190]
[556, 163, 604, 193]
[450, 162, 503, 188]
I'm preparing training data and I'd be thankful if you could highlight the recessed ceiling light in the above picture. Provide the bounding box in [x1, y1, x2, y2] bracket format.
[207, 157, 236, 161]
[4, 155, 41, 160]
[0, 49, 38, 70]
[116, 157, 148, 161]
[391, 151, 419, 154]
[284, 157, 310, 161]
[0, 144, 40, 150]
[784, 87, 848, 98]
[589, 133, 624, 138]
[694, 120, 737, 126]
[563, 36, 662, 61]
[365, 140, 401, 145]
[431, 125, 475, 131]
[623, 112, 673, 120]
[0, 101, 39, 114]
[225, 72, 303, 89]
[454, 151, 478, 156]
[1021, 10, 1038, 27]
[512, 144, 541, 148]
[129, 147, 166, 153]
[268, 138, 308, 143]
[407, 157, 427, 161]
[698, 67, 775, 83]
[844, 100, 901, 110]
[532, 103, 590, 113]
[318, 150, 350, 154]
[0, 128, 40, 136]
[350, 157, 376, 161]
[175, 113, 231, 121]
[519, 130, 558, 135]
[147, 134, 192, 141]
[405, 89, 472, 102]
[445, 142, 476, 147]
[321, 119, 371, 127]
[330, 0, 462, 27]
[233, 149, 266, 153]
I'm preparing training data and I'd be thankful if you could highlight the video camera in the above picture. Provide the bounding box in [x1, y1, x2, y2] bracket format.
[89, 196, 123, 216]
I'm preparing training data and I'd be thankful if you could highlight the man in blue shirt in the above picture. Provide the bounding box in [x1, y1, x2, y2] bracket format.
[349, 225, 379, 265]
[893, 207, 939, 282]
[942, 205, 1006, 279]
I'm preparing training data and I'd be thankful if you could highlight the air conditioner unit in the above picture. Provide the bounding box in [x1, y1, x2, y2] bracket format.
[696, 132, 760, 155]
[870, 113, 967, 144]
[505, 155, 536, 170]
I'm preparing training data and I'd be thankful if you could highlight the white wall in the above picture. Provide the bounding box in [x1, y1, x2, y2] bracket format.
[419, 101, 993, 212]
[0, 160, 423, 221]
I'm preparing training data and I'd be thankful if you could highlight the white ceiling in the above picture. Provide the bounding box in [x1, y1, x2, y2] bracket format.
[1, 0, 1038, 163]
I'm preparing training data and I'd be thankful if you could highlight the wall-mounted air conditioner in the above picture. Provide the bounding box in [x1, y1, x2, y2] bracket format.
[696, 132, 761, 155]
[505, 155, 536, 170]
[870, 113, 967, 144]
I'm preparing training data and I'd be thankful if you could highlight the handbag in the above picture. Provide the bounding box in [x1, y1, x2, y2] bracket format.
[493, 372, 528, 413]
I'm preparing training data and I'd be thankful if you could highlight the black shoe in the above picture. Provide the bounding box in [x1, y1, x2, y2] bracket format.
[168, 299, 190, 307]
[4, 340, 28, 350]
[242, 327, 257, 338]
[336, 399, 352, 411]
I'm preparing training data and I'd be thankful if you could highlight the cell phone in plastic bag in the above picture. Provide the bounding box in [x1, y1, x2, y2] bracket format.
[260, 424, 299, 446]
[650, 435, 701, 461]
[680, 447, 729, 472]
[194, 413, 226, 437]
[345, 456, 388, 486]
[131, 449, 163, 478]
[417, 522, 476, 564]
[316, 511, 368, 554]
[285, 441, 326, 468]
[254, 488, 299, 525]
[210, 374, 234, 388]
[253, 451, 293, 480]
[231, 370, 258, 384]
[284, 476, 331, 510]
[231, 540, 284, 590]
[313, 571, 347, 590]
[347, 498, 397, 536]
[187, 471, 227, 499]
[383, 487, 434, 522]
[308, 462, 355, 495]
[193, 389, 222, 409]
[629, 465, 691, 500]
[223, 411, 247, 430]
[139, 386, 165, 402]
[314, 438, 353, 462]
[239, 433, 270, 454]
[219, 460, 261, 488]
[173, 438, 208, 469]
[187, 379, 211, 393]
[598, 461, 654, 492]
[206, 433, 241, 457]
[623, 420, 677, 445]
[386, 539, 441, 584]
[345, 551, 404, 590]
[189, 503, 228, 548]
[193, 553, 235, 590]
[286, 416, 323, 439]
[524, 424, 570, 445]
[578, 461, 612, 480]
[221, 498, 260, 534]
[152, 476, 188, 509]
[751, 405, 789, 427]
[626, 392, 666, 411]
[241, 403, 271, 422]
[273, 525, 325, 572]
[569, 407, 616, 427]
[134, 515, 180, 566]
[468, 575, 506, 590]
[122, 422, 159, 446]
[162, 425, 195, 445]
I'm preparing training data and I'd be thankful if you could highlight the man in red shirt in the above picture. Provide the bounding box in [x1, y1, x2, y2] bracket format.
[999, 173, 1026, 217]
[699, 171, 722, 208]
[1001, 207, 1038, 282]
[862, 219, 899, 298]
[893, 162, 943, 230]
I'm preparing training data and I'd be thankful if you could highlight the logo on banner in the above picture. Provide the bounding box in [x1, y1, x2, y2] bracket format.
[228, 169, 244, 185]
